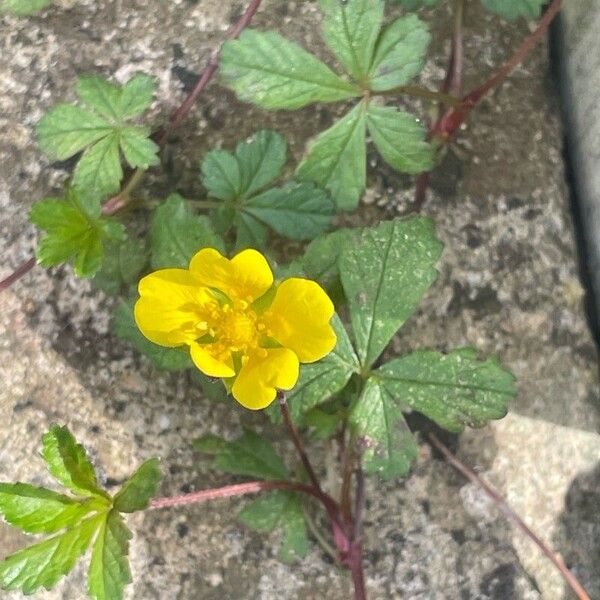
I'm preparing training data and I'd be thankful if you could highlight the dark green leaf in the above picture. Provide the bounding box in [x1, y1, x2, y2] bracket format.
[366, 104, 435, 174]
[193, 434, 230, 454]
[220, 30, 359, 110]
[318, 0, 384, 82]
[340, 217, 443, 367]
[234, 212, 269, 250]
[1, 0, 51, 15]
[113, 459, 162, 513]
[376, 348, 516, 432]
[112, 301, 193, 371]
[296, 101, 367, 210]
[350, 378, 418, 479]
[368, 16, 430, 91]
[481, 0, 544, 20]
[150, 194, 224, 269]
[92, 235, 146, 295]
[304, 407, 345, 439]
[201, 150, 242, 202]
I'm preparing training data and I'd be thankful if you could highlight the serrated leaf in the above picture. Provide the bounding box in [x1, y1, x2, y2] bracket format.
[0, 513, 103, 594]
[150, 194, 224, 269]
[119, 74, 156, 119]
[481, 0, 544, 20]
[112, 300, 193, 370]
[340, 218, 443, 367]
[41, 426, 108, 499]
[220, 29, 359, 110]
[88, 511, 132, 600]
[319, 0, 384, 82]
[73, 132, 123, 197]
[0, 484, 102, 534]
[296, 102, 367, 210]
[92, 235, 146, 295]
[376, 348, 516, 432]
[76, 76, 123, 121]
[1, 0, 51, 15]
[113, 459, 161, 513]
[350, 377, 418, 479]
[201, 150, 242, 202]
[368, 15, 430, 91]
[366, 104, 435, 174]
[119, 127, 160, 169]
[238, 491, 308, 563]
[193, 434, 230, 454]
[243, 181, 335, 241]
[234, 212, 269, 250]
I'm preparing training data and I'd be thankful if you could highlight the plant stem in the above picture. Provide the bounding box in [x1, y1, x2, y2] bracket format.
[339, 431, 355, 526]
[428, 432, 592, 600]
[303, 504, 341, 565]
[0, 257, 36, 293]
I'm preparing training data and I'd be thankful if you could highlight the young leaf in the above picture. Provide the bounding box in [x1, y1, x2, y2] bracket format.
[113, 459, 162, 513]
[220, 30, 359, 110]
[304, 407, 345, 439]
[481, 0, 544, 20]
[87, 511, 132, 600]
[1, 0, 51, 15]
[197, 429, 289, 480]
[340, 218, 443, 367]
[296, 101, 367, 210]
[318, 0, 385, 82]
[350, 377, 418, 479]
[368, 15, 431, 92]
[238, 491, 308, 563]
[41, 426, 109, 499]
[366, 104, 435, 174]
[243, 181, 335, 241]
[74, 133, 123, 199]
[92, 235, 146, 295]
[376, 348, 516, 432]
[112, 300, 194, 371]
[150, 194, 224, 269]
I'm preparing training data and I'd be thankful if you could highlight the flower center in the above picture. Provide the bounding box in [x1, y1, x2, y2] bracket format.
[219, 308, 257, 349]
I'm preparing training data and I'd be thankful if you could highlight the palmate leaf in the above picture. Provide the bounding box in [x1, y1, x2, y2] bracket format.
[1, 0, 51, 14]
[481, 0, 545, 20]
[113, 459, 162, 513]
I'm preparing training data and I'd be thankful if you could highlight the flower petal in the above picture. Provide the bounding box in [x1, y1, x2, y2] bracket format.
[189, 248, 273, 303]
[134, 269, 214, 347]
[189, 342, 235, 378]
[231, 348, 299, 410]
[267, 278, 337, 363]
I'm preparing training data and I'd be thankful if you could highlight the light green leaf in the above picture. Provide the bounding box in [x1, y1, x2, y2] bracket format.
[113, 459, 161, 513]
[0, 484, 102, 534]
[88, 511, 132, 600]
[41, 426, 108, 499]
[350, 377, 418, 479]
[296, 102, 367, 210]
[119, 127, 160, 169]
[340, 217, 443, 367]
[220, 29, 359, 110]
[234, 212, 269, 250]
[150, 194, 224, 269]
[366, 104, 435, 174]
[76, 76, 122, 121]
[481, 0, 544, 20]
[73, 132, 122, 197]
[92, 235, 146, 295]
[1, 0, 51, 15]
[238, 491, 308, 563]
[0, 514, 104, 594]
[368, 15, 430, 91]
[112, 301, 193, 371]
[243, 181, 335, 241]
[376, 348, 516, 432]
[318, 0, 384, 82]
[119, 74, 157, 119]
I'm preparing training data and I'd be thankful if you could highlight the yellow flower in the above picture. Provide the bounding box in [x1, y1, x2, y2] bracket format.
[134, 248, 337, 409]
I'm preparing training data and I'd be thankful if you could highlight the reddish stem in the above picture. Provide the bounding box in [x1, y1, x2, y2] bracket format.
[428, 433, 592, 600]
[0, 257, 36, 293]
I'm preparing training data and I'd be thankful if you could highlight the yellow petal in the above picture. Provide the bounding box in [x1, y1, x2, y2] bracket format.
[189, 342, 235, 378]
[189, 248, 273, 303]
[134, 269, 214, 347]
[267, 278, 337, 363]
[231, 348, 299, 410]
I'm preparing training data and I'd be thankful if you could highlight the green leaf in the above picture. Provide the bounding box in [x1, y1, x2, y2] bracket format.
[76, 76, 123, 121]
[201, 150, 242, 202]
[199, 429, 289, 480]
[350, 377, 418, 479]
[340, 217, 443, 367]
[376, 348, 516, 432]
[0, 514, 104, 594]
[113, 459, 162, 513]
[193, 434, 230, 454]
[366, 104, 435, 174]
[220, 29, 359, 110]
[119, 127, 160, 169]
[1, 0, 51, 15]
[92, 235, 146, 295]
[296, 102, 367, 210]
[368, 15, 430, 92]
[41, 426, 108, 499]
[318, 0, 384, 82]
[112, 300, 194, 371]
[304, 407, 345, 439]
[88, 511, 132, 600]
[481, 0, 544, 20]
[391, 0, 443, 9]
[234, 212, 269, 250]
[150, 194, 224, 269]
[119, 74, 157, 119]
[0, 484, 102, 534]
[238, 491, 308, 563]
[73, 132, 123, 197]
[243, 181, 335, 241]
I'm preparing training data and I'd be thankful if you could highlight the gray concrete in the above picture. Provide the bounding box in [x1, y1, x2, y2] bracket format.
[1, 1, 599, 599]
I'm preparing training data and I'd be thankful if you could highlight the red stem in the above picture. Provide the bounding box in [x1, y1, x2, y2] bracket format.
[428, 433, 592, 600]
[0, 257, 36, 293]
